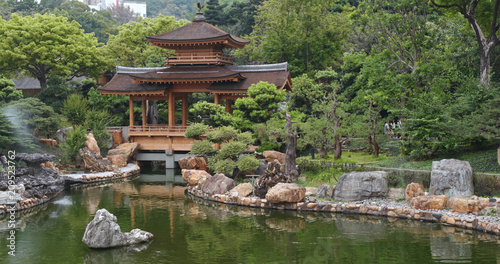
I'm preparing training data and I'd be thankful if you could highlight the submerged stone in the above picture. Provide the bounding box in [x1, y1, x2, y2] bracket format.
[82, 208, 153, 248]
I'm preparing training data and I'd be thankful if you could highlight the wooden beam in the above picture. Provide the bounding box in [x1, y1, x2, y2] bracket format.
[131, 96, 169, 101]
[220, 95, 247, 100]
[182, 94, 188, 127]
[214, 93, 220, 105]
[142, 100, 147, 129]
[129, 97, 134, 126]
[225, 99, 232, 114]
[168, 89, 175, 127]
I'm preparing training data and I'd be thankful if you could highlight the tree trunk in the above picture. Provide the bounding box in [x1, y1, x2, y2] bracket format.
[147, 100, 158, 124]
[479, 49, 491, 88]
[284, 108, 299, 182]
[38, 77, 47, 90]
[372, 132, 379, 157]
[333, 134, 342, 159]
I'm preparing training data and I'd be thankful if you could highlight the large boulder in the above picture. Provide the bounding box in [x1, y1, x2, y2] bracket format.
[266, 183, 306, 203]
[406, 182, 425, 201]
[79, 147, 113, 172]
[315, 184, 334, 198]
[107, 155, 127, 168]
[227, 183, 253, 197]
[182, 169, 212, 186]
[178, 156, 209, 172]
[447, 196, 488, 213]
[15, 153, 55, 167]
[387, 188, 405, 201]
[429, 159, 473, 198]
[86, 133, 101, 157]
[201, 173, 236, 195]
[107, 143, 140, 163]
[410, 195, 447, 210]
[82, 208, 153, 248]
[333, 171, 388, 201]
[263, 151, 286, 165]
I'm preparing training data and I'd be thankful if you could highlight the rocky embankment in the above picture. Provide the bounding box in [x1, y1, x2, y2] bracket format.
[0, 153, 64, 213]
[0, 141, 142, 216]
[183, 157, 500, 237]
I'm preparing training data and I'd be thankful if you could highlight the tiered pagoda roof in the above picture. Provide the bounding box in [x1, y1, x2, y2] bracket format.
[98, 12, 291, 97]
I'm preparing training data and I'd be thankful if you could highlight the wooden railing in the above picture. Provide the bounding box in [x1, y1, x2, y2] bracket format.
[165, 53, 233, 65]
[129, 125, 188, 134]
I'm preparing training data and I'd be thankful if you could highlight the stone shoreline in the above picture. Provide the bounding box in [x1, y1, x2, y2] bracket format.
[0, 164, 140, 216]
[186, 185, 500, 237]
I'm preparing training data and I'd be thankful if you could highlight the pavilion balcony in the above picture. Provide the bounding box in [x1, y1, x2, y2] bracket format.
[125, 125, 209, 151]
[165, 53, 233, 66]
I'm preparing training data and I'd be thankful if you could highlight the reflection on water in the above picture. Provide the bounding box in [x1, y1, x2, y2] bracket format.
[0, 172, 499, 264]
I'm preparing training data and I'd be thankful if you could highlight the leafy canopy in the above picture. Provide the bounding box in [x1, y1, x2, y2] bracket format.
[0, 13, 109, 90]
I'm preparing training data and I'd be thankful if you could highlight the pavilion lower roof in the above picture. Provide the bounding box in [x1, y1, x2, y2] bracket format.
[98, 63, 292, 96]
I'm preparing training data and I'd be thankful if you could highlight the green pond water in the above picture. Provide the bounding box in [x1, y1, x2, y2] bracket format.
[1, 172, 500, 264]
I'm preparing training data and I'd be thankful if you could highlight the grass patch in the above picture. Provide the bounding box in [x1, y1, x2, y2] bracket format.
[303, 151, 388, 164]
[374, 148, 500, 174]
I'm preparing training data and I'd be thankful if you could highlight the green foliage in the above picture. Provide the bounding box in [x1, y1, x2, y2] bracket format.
[190, 140, 218, 156]
[185, 123, 209, 140]
[206, 126, 238, 143]
[255, 141, 280, 152]
[0, 113, 14, 153]
[236, 154, 260, 172]
[3, 97, 61, 138]
[62, 93, 88, 125]
[0, 14, 109, 90]
[105, 15, 189, 67]
[0, 78, 22, 105]
[234, 131, 254, 146]
[189, 101, 233, 127]
[237, 0, 349, 75]
[54, 0, 118, 44]
[233, 82, 286, 126]
[208, 158, 237, 176]
[61, 125, 87, 163]
[218, 141, 247, 160]
[87, 87, 128, 126]
[36, 76, 77, 113]
[85, 108, 115, 151]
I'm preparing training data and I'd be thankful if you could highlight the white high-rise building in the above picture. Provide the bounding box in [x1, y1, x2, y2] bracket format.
[79, 0, 147, 18]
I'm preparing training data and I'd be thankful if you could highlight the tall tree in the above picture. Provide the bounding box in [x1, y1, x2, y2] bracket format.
[107, 2, 140, 25]
[104, 15, 189, 67]
[55, 0, 119, 44]
[431, 0, 500, 88]
[237, 0, 349, 75]
[0, 14, 109, 90]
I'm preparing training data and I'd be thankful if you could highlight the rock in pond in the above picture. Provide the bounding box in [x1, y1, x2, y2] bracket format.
[201, 173, 236, 195]
[82, 208, 153, 248]
[333, 171, 388, 201]
[429, 159, 474, 198]
[79, 147, 113, 172]
[266, 183, 306, 203]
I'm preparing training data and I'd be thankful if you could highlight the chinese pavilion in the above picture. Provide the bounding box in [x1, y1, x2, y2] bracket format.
[98, 12, 292, 153]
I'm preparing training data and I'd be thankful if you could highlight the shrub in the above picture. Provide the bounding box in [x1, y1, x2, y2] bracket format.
[218, 141, 247, 159]
[85, 108, 115, 152]
[190, 140, 217, 156]
[256, 141, 280, 152]
[207, 126, 238, 143]
[61, 125, 87, 163]
[237, 155, 260, 172]
[185, 123, 209, 140]
[235, 131, 254, 146]
[62, 93, 88, 125]
[209, 158, 237, 176]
